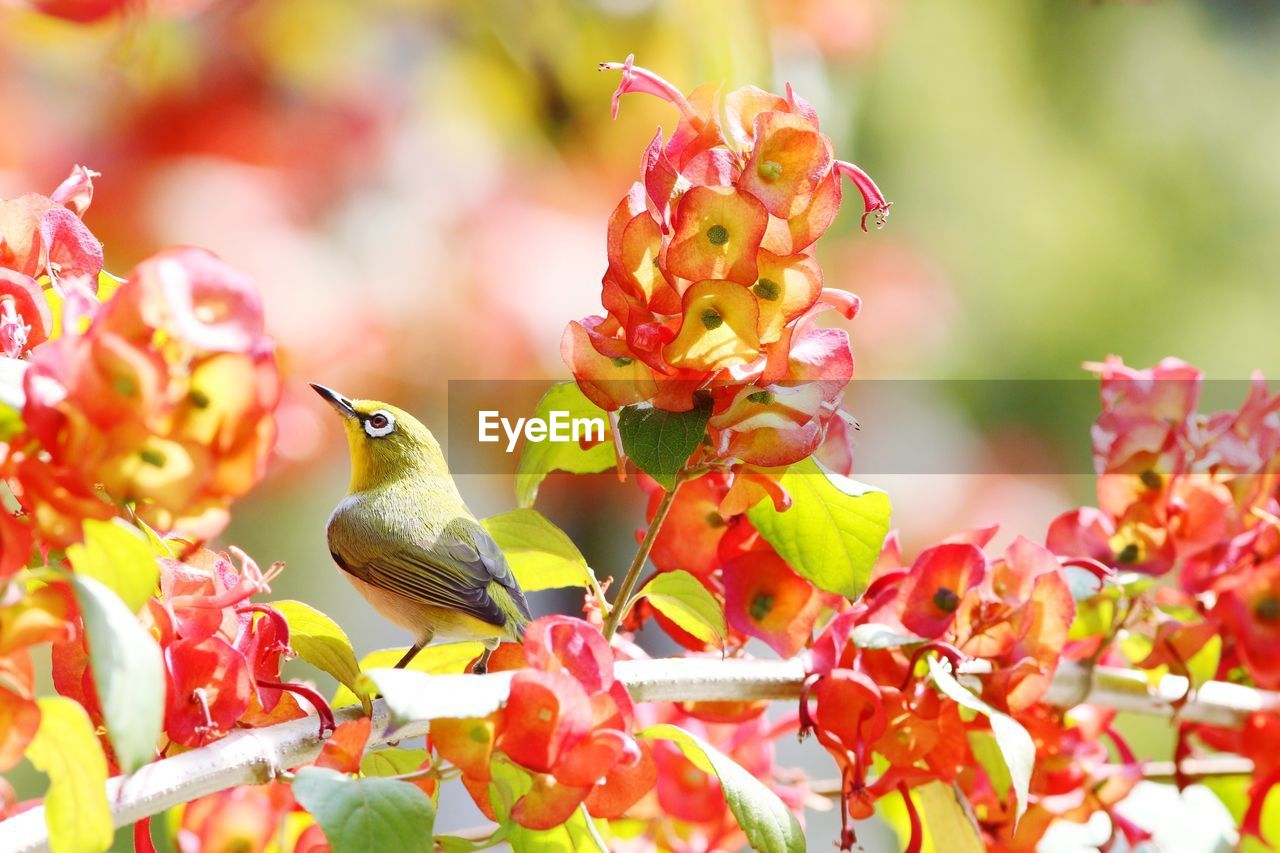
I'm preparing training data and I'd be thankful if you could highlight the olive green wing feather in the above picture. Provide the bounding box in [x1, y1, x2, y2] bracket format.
[332, 516, 531, 631]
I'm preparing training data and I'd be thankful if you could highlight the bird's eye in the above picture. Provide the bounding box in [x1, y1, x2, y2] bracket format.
[363, 410, 396, 438]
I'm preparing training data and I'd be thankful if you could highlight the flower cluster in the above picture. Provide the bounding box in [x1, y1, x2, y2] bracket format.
[55, 546, 330, 755]
[1050, 359, 1280, 690]
[1040, 357, 1280, 843]
[0, 167, 100, 357]
[0, 168, 278, 557]
[434, 616, 654, 830]
[9, 244, 278, 548]
[564, 56, 885, 469]
[797, 530, 1110, 850]
[0, 170, 315, 825]
[594, 356, 1280, 851]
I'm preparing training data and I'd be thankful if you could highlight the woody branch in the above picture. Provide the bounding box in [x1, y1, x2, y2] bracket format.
[2, 659, 1277, 853]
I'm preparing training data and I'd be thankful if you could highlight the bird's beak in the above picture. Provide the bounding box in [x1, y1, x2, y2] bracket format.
[310, 383, 357, 419]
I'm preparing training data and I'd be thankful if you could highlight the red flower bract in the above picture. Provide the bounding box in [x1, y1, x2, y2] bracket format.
[499, 669, 593, 773]
[897, 543, 986, 639]
[723, 550, 826, 656]
[445, 616, 650, 828]
[164, 635, 252, 748]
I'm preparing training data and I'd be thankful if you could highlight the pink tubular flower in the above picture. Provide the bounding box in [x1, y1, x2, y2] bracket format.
[601, 54, 700, 125]
[835, 160, 893, 231]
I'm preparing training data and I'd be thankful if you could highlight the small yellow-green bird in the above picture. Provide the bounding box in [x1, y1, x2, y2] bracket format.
[312, 384, 531, 672]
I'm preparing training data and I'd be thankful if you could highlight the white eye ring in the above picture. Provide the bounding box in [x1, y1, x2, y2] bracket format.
[363, 410, 396, 438]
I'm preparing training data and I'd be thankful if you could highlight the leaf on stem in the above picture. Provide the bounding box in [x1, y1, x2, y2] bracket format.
[640, 723, 804, 853]
[482, 509, 597, 592]
[516, 382, 617, 507]
[331, 642, 485, 707]
[71, 574, 165, 773]
[367, 668, 511, 725]
[635, 570, 726, 646]
[67, 518, 158, 612]
[273, 600, 363, 706]
[917, 781, 984, 853]
[927, 656, 1034, 823]
[616, 395, 713, 490]
[850, 623, 926, 650]
[292, 766, 435, 853]
[746, 457, 891, 600]
[27, 696, 113, 853]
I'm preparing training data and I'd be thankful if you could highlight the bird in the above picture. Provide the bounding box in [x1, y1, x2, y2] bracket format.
[311, 384, 531, 673]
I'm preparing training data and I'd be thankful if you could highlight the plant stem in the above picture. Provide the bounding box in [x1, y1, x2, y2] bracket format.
[3, 659, 1274, 850]
[601, 476, 683, 640]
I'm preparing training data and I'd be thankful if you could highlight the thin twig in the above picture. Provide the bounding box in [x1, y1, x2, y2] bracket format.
[805, 755, 1258, 799]
[1142, 756, 1255, 780]
[601, 477, 683, 640]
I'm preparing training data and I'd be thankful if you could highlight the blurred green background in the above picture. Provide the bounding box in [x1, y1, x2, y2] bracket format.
[3, 0, 1277, 848]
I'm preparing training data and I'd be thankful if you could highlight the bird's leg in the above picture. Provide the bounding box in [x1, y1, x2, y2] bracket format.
[472, 647, 494, 674]
[395, 639, 427, 669]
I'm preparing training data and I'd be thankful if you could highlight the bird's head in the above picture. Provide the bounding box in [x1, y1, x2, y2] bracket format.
[311, 384, 448, 492]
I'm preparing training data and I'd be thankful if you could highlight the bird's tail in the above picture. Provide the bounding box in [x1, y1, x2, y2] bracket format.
[509, 609, 528, 641]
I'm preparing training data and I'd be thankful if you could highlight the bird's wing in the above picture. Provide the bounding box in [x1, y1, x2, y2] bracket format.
[440, 517, 532, 622]
[335, 516, 531, 629]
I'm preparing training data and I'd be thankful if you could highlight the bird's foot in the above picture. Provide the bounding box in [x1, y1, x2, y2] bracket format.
[472, 647, 494, 674]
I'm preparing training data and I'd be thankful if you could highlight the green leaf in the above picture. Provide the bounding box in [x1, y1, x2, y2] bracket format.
[746, 457, 892, 600]
[927, 657, 1034, 822]
[71, 574, 164, 774]
[360, 747, 431, 778]
[469, 761, 606, 853]
[437, 831, 508, 853]
[516, 382, 616, 507]
[27, 696, 114, 853]
[917, 781, 984, 853]
[134, 517, 177, 558]
[292, 767, 435, 853]
[0, 402, 20, 443]
[482, 508, 595, 592]
[635, 570, 726, 646]
[616, 396, 712, 490]
[509, 804, 609, 853]
[332, 642, 485, 707]
[640, 723, 803, 853]
[1069, 596, 1116, 641]
[67, 518, 158, 612]
[850, 623, 926, 649]
[273, 600, 363, 701]
[0, 356, 26, 442]
[1187, 634, 1223, 690]
[486, 758, 531, 824]
[967, 731, 1011, 799]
